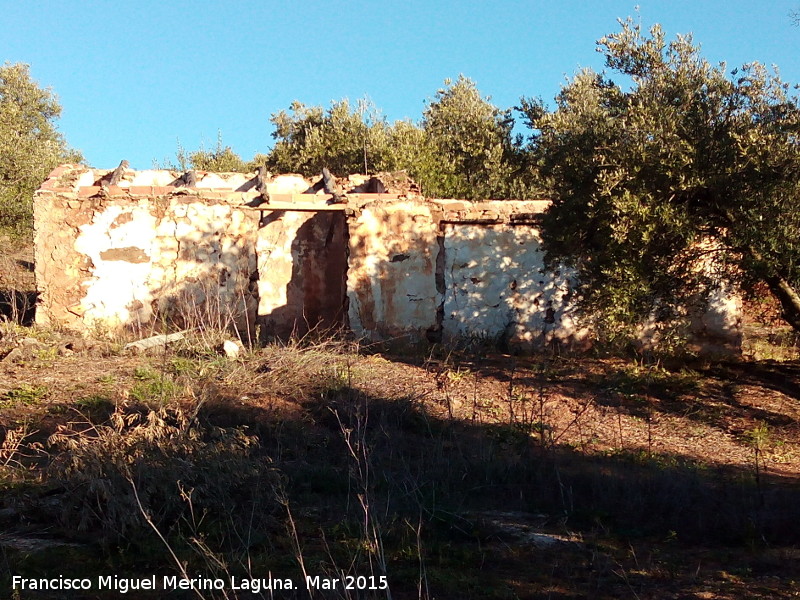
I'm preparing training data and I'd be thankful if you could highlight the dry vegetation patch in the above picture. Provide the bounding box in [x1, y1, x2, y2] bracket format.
[0, 327, 799, 598]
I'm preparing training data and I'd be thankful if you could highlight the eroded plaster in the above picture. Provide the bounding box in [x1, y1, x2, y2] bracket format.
[34, 165, 742, 353]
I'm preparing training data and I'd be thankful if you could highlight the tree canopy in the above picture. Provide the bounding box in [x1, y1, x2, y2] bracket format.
[0, 63, 81, 237]
[176, 133, 252, 173]
[523, 18, 800, 335]
[257, 77, 538, 200]
[421, 75, 529, 199]
[265, 98, 394, 177]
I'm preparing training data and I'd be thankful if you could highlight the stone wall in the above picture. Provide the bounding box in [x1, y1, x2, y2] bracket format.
[345, 199, 591, 349]
[34, 165, 741, 352]
[34, 167, 261, 337]
[439, 223, 586, 350]
[346, 200, 440, 341]
[35, 165, 379, 341]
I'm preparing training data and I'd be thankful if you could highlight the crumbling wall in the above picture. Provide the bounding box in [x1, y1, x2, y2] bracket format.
[346, 200, 441, 341]
[256, 210, 348, 338]
[34, 165, 742, 353]
[441, 223, 589, 350]
[35, 165, 351, 340]
[34, 191, 90, 329]
[35, 166, 261, 336]
[346, 199, 592, 351]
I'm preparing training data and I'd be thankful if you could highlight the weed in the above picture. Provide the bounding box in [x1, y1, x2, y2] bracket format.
[603, 364, 700, 399]
[47, 402, 275, 545]
[746, 421, 770, 503]
[142, 274, 257, 351]
[473, 398, 502, 420]
[445, 367, 470, 384]
[132, 366, 157, 380]
[128, 367, 179, 405]
[320, 363, 353, 395]
[34, 346, 58, 362]
[168, 356, 199, 376]
[1, 423, 44, 473]
[744, 327, 800, 361]
[487, 421, 542, 450]
[96, 374, 116, 386]
[746, 422, 770, 450]
[74, 395, 115, 413]
[1, 384, 48, 406]
[256, 336, 360, 400]
[432, 359, 471, 421]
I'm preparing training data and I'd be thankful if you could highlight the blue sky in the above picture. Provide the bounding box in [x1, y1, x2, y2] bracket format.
[2, 1, 799, 170]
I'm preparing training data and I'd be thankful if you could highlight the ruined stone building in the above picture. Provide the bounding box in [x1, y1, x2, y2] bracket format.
[33, 165, 741, 351]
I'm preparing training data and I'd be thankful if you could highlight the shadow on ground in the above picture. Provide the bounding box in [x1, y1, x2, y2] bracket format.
[2, 364, 800, 599]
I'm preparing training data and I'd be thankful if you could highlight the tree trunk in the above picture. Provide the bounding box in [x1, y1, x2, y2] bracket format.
[765, 275, 800, 332]
[738, 239, 800, 332]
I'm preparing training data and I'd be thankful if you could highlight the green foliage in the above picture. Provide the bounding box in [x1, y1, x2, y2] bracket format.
[525, 19, 800, 334]
[422, 75, 530, 199]
[173, 78, 544, 199]
[382, 118, 444, 195]
[129, 367, 178, 405]
[74, 394, 114, 413]
[266, 98, 394, 176]
[746, 421, 770, 451]
[177, 132, 250, 172]
[1, 384, 48, 406]
[0, 63, 82, 237]
[263, 79, 540, 199]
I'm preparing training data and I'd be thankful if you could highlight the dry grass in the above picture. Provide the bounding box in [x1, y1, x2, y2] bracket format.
[0, 324, 799, 597]
[45, 401, 276, 553]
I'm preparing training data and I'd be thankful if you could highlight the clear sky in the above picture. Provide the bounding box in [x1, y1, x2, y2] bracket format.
[2, 0, 798, 170]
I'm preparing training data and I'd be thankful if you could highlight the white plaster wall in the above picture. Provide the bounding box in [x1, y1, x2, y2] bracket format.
[64, 199, 257, 332]
[702, 284, 742, 341]
[441, 223, 589, 350]
[255, 211, 309, 317]
[347, 202, 440, 340]
[267, 175, 311, 195]
[129, 171, 181, 187]
[74, 203, 159, 327]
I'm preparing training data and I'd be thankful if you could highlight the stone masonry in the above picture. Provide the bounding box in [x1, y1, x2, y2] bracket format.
[33, 165, 741, 352]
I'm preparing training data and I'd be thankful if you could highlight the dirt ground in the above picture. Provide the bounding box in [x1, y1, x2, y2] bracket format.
[2, 340, 799, 481]
[0, 335, 799, 597]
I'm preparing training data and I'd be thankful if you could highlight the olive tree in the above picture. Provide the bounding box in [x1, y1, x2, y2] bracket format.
[0, 63, 81, 236]
[263, 79, 539, 199]
[523, 19, 800, 334]
[422, 75, 531, 199]
[266, 98, 394, 176]
[178, 133, 251, 173]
